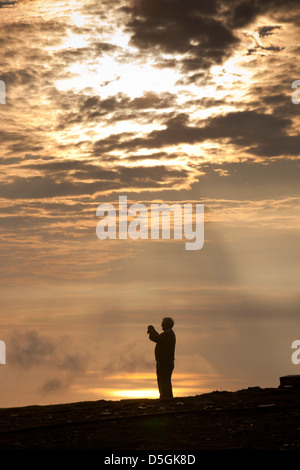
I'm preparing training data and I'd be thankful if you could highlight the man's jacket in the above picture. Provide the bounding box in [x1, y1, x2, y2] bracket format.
[149, 328, 176, 363]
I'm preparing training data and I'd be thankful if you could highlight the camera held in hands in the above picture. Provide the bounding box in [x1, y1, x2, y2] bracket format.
[147, 325, 154, 334]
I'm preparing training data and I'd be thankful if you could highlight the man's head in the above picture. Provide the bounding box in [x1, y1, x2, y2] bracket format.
[161, 317, 174, 331]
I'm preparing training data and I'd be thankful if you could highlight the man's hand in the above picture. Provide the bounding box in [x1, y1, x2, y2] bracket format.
[147, 325, 155, 334]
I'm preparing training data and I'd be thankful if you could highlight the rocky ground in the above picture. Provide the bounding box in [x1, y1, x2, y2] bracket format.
[0, 386, 299, 452]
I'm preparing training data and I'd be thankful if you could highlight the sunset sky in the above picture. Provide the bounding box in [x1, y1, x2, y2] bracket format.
[0, 0, 300, 408]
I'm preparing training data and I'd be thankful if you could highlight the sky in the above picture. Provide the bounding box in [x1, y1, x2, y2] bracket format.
[0, 0, 299, 408]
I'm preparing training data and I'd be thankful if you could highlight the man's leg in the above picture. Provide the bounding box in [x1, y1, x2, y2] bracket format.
[156, 362, 174, 399]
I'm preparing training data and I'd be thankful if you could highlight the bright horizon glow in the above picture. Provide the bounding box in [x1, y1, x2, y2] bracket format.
[85, 387, 205, 400]
[111, 389, 159, 399]
[81, 370, 226, 401]
[109, 387, 210, 400]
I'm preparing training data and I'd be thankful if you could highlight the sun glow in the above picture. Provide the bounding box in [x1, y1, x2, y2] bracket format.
[84, 387, 195, 400]
[111, 389, 159, 399]
[55, 57, 181, 100]
[79, 372, 222, 402]
[53, 7, 182, 100]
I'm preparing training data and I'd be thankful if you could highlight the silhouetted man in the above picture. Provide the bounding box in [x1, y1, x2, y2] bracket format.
[147, 317, 176, 400]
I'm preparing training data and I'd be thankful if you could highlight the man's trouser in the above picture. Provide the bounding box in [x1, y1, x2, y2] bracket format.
[156, 361, 174, 399]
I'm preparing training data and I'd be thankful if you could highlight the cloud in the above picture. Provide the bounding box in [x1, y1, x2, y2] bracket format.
[195, 159, 300, 199]
[123, 0, 300, 104]
[102, 341, 154, 374]
[126, 0, 238, 72]
[39, 378, 65, 394]
[8, 330, 87, 372]
[0, 1, 17, 9]
[258, 25, 281, 37]
[6, 329, 91, 396]
[8, 330, 55, 368]
[92, 109, 298, 159]
[0, 160, 192, 198]
[54, 91, 176, 131]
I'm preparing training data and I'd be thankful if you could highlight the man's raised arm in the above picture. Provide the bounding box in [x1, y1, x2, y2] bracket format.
[147, 325, 160, 342]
